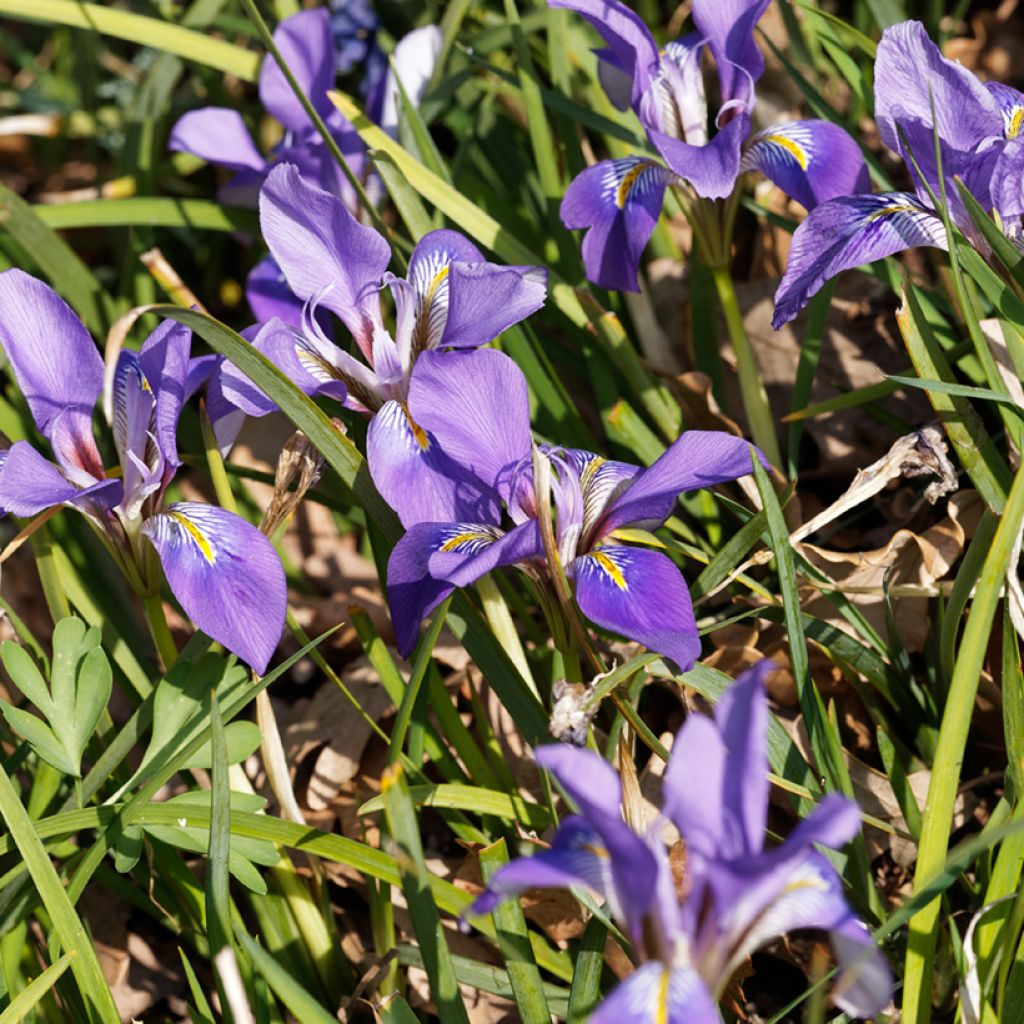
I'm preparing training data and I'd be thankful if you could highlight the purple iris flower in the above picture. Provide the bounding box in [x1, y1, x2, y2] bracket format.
[217, 161, 547, 515]
[373, 346, 762, 667]
[471, 662, 893, 1021]
[773, 20, 1024, 327]
[0, 270, 287, 672]
[170, 9, 372, 211]
[552, 0, 870, 291]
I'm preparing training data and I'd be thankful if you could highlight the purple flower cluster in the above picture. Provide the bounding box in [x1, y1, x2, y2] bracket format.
[552, 0, 869, 290]
[0, 272, 286, 672]
[472, 663, 893, 1021]
[773, 20, 1024, 326]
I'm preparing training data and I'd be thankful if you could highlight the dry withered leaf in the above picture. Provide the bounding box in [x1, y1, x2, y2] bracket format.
[283, 659, 393, 812]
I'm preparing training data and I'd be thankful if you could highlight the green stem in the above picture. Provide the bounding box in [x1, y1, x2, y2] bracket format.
[901, 460, 1024, 1023]
[142, 592, 178, 670]
[201, 402, 238, 515]
[710, 264, 783, 471]
[476, 575, 538, 697]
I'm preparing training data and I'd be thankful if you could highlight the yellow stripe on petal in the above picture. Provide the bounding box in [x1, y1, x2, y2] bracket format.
[1010, 107, 1024, 139]
[402, 405, 431, 451]
[761, 133, 809, 170]
[866, 203, 921, 222]
[439, 530, 494, 553]
[655, 969, 671, 1024]
[166, 510, 216, 564]
[591, 550, 628, 590]
[616, 164, 648, 208]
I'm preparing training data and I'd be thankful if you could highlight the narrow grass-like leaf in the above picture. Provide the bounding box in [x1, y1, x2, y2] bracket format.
[0, 183, 115, 334]
[382, 764, 471, 1024]
[566, 916, 607, 1023]
[0, 0, 260, 79]
[205, 693, 233, 961]
[34, 199, 258, 233]
[358, 784, 550, 827]
[236, 929, 338, 1024]
[0, 764, 119, 1023]
[479, 838, 551, 1024]
[0, 951, 75, 1024]
[902, 460, 1024, 1023]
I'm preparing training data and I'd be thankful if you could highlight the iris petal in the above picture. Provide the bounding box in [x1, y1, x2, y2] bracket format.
[742, 119, 870, 211]
[560, 157, 674, 291]
[143, 502, 287, 673]
[773, 192, 947, 328]
[591, 962, 719, 1024]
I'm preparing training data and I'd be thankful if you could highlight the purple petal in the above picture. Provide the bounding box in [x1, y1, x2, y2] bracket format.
[992, 140, 1024, 223]
[427, 518, 541, 587]
[259, 8, 336, 130]
[367, 399, 502, 527]
[707, 849, 859, 981]
[645, 112, 749, 200]
[783, 792, 862, 852]
[441, 263, 547, 347]
[259, 163, 390, 355]
[470, 815, 616, 916]
[986, 81, 1024, 140]
[711, 661, 770, 852]
[874, 20, 1002, 156]
[385, 522, 467, 656]
[548, 0, 660, 109]
[830, 918, 894, 1018]
[692, 0, 772, 107]
[561, 158, 673, 292]
[139, 320, 192, 475]
[773, 192, 947, 328]
[112, 352, 161, 512]
[168, 108, 265, 173]
[374, 25, 443, 137]
[534, 743, 623, 820]
[217, 318, 336, 418]
[663, 714, 729, 857]
[0, 270, 104, 476]
[0, 442, 78, 516]
[407, 349, 533, 503]
[645, 36, 709, 145]
[246, 256, 306, 329]
[741, 119, 870, 211]
[591, 962, 719, 1024]
[570, 546, 700, 670]
[142, 502, 287, 673]
[598, 430, 763, 538]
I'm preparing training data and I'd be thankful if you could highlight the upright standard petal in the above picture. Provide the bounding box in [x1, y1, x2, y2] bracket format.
[571, 545, 700, 670]
[692, 0, 771, 107]
[246, 257, 305, 328]
[367, 399, 502, 528]
[873, 20, 1002, 155]
[590, 962, 719, 1024]
[534, 742, 624, 821]
[143, 502, 287, 673]
[260, 163, 390, 355]
[168, 108, 266, 173]
[646, 112, 749, 200]
[373, 25, 443, 136]
[408, 349, 533, 503]
[548, 0, 660, 109]
[773, 192, 947, 328]
[0, 270, 104, 441]
[139, 320, 192, 475]
[741, 120, 870, 212]
[597, 430, 762, 538]
[560, 158, 674, 292]
[259, 8, 336, 129]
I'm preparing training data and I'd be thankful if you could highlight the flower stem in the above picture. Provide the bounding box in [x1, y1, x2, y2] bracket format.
[143, 592, 178, 671]
[201, 402, 238, 515]
[476, 575, 539, 698]
[709, 264, 783, 473]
